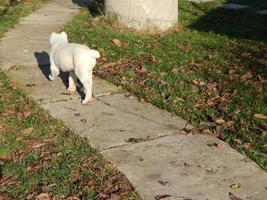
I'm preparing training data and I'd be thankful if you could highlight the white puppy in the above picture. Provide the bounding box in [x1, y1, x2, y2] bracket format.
[49, 32, 100, 104]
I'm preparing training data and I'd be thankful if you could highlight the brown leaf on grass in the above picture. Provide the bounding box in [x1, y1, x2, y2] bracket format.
[25, 138, 51, 149]
[21, 127, 33, 137]
[240, 71, 253, 82]
[110, 193, 121, 200]
[112, 39, 122, 47]
[35, 193, 52, 200]
[201, 129, 213, 135]
[243, 143, 251, 149]
[27, 166, 42, 174]
[194, 102, 204, 109]
[69, 171, 80, 183]
[259, 122, 267, 130]
[214, 118, 226, 125]
[257, 84, 263, 94]
[40, 152, 51, 161]
[228, 69, 236, 75]
[234, 138, 242, 145]
[26, 192, 39, 200]
[8, 81, 16, 89]
[23, 107, 32, 119]
[226, 121, 234, 128]
[0, 192, 13, 200]
[254, 114, 267, 120]
[0, 154, 12, 164]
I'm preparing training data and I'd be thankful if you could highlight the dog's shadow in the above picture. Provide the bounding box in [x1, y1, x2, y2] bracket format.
[34, 51, 85, 100]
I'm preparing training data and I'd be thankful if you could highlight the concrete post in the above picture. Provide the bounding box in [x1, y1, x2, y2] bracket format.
[105, 0, 178, 31]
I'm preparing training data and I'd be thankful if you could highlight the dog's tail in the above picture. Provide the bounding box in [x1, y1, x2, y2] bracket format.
[88, 49, 100, 59]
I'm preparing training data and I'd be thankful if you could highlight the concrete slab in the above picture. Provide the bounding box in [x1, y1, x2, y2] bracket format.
[41, 95, 186, 149]
[221, 3, 250, 10]
[103, 135, 267, 200]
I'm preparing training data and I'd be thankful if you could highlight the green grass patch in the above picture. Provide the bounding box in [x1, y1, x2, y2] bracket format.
[0, 72, 138, 199]
[0, 0, 49, 38]
[64, 0, 267, 170]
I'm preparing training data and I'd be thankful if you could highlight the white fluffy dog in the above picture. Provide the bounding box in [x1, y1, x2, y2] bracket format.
[49, 32, 100, 104]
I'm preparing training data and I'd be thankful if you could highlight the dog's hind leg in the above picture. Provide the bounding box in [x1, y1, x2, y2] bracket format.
[77, 70, 93, 105]
[67, 71, 77, 92]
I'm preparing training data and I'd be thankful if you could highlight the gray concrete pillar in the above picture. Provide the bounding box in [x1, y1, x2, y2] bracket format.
[105, 0, 178, 31]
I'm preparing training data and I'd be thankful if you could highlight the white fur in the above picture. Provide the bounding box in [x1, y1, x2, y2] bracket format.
[49, 32, 100, 104]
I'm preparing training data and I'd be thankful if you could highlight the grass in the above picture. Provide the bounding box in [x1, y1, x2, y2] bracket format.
[64, 0, 267, 170]
[0, 0, 49, 38]
[0, 1, 138, 199]
[0, 73, 138, 199]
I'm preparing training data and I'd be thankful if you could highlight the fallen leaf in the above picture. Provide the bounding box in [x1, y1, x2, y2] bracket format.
[0, 192, 13, 200]
[23, 108, 32, 119]
[112, 39, 122, 47]
[80, 119, 87, 123]
[21, 127, 33, 136]
[240, 71, 253, 82]
[229, 192, 243, 200]
[35, 193, 51, 200]
[230, 183, 241, 189]
[207, 142, 220, 147]
[226, 121, 234, 128]
[259, 122, 267, 130]
[243, 143, 251, 149]
[69, 171, 80, 183]
[28, 166, 41, 174]
[0, 154, 12, 164]
[234, 138, 242, 145]
[41, 185, 50, 193]
[26, 83, 36, 87]
[40, 152, 51, 160]
[25, 139, 47, 149]
[214, 118, 226, 125]
[110, 193, 121, 200]
[8, 81, 16, 89]
[158, 180, 169, 186]
[201, 129, 213, 135]
[254, 114, 267, 120]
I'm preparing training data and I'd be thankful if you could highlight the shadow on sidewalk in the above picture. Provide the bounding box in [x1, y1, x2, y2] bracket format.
[34, 51, 69, 89]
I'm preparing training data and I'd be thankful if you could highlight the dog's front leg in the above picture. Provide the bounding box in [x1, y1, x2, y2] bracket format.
[49, 56, 59, 81]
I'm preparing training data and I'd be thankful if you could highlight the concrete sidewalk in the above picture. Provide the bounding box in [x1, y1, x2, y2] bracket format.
[0, 1, 267, 199]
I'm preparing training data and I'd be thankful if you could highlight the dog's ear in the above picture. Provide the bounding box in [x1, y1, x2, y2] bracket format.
[61, 32, 68, 40]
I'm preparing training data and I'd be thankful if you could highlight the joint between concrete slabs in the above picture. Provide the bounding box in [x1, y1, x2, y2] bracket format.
[100, 132, 181, 152]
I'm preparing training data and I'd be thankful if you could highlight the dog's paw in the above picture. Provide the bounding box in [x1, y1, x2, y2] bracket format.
[82, 99, 92, 105]
[49, 74, 55, 81]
